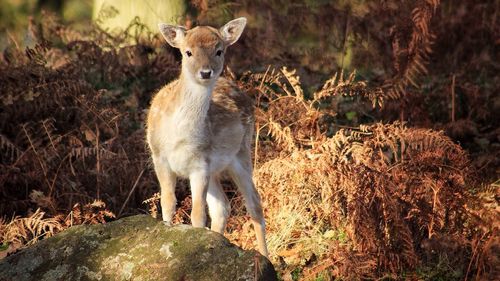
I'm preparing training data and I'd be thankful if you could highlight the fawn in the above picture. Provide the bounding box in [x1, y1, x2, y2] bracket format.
[146, 18, 268, 257]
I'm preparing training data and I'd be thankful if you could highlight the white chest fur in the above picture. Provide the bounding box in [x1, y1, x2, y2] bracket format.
[157, 79, 214, 177]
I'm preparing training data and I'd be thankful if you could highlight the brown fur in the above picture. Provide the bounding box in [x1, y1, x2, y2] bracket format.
[185, 27, 222, 48]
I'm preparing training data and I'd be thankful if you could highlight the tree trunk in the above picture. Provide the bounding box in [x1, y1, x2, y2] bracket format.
[93, 0, 187, 34]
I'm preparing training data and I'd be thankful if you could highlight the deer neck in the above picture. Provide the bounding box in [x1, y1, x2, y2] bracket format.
[175, 72, 214, 135]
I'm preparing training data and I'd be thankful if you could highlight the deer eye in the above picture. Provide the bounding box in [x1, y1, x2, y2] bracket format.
[185, 50, 192, 57]
[216, 50, 223, 56]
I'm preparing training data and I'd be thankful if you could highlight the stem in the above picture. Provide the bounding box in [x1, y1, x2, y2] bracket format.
[451, 74, 456, 122]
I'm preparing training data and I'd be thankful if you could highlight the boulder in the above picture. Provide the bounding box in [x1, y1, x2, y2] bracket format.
[0, 215, 277, 281]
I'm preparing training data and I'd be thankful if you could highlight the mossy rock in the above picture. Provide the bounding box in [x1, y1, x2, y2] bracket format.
[0, 215, 276, 281]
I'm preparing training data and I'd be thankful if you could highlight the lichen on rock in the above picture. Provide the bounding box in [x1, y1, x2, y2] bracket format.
[0, 215, 277, 281]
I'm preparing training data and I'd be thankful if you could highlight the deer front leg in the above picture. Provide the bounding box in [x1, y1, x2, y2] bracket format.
[153, 156, 177, 225]
[189, 170, 209, 228]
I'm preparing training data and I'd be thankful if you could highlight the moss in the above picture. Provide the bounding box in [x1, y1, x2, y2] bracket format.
[0, 215, 276, 281]
[41, 264, 70, 281]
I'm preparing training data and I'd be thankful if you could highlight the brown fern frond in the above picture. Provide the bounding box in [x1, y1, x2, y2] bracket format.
[313, 70, 386, 107]
[253, 122, 469, 278]
[382, 0, 440, 102]
[0, 209, 63, 246]
[240, 67, 327, 155]
[63, 200, 115, 227]
[0, 134, 21, 163]
[143, 192, 161, 219]
[266, 119, 297, 152]
[69, 146, 116, 161]
[280, 67, 305, 100]
[315, 70, 363, 99]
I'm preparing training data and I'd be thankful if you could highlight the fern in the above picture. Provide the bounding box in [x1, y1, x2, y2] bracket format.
[381, 0, 440, 102]
[143, 192, 161, 219]
[0, 134, 20, 163]
[63, 200, 115, 227]
[0, 209, 62, 246]
[254, 122, 470, 279]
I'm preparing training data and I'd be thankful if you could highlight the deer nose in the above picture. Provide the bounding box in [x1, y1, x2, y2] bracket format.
[200, 69, 212, 79]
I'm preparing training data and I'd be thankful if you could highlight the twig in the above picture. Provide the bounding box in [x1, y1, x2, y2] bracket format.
[259, 65, 271, 91]
[95, 124, 101, 199]
[465, 232, 487, 281]
[49, 154, 71, 197]
[254, 122, 261, 171]
[451, 74, 456, 122]
[118, 168, 145, 217]
[22, 125, 51, 191]
[254, 252, 260, 281]
[6, 29, 20, 50]
[340, 12, 350, 69]
[41, 119, 58, 155]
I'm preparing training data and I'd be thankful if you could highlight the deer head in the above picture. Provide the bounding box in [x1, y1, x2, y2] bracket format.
[158, 18, 247, 86]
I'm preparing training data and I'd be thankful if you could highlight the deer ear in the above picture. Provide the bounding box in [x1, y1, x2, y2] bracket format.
[158, 23, 186, 48]
[219, 17, 247, 46]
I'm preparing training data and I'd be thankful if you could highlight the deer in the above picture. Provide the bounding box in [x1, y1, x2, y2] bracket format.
[146, 18, 268, 257]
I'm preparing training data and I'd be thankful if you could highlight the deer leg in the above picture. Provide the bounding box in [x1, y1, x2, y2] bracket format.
[207, 175, 230, 234]
[228, 159, 269, 257]
[189, 170, 209, 228]
[152, 156, 177, 225]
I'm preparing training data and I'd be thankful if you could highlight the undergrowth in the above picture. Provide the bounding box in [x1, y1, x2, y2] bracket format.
[1, 1, 498, 280]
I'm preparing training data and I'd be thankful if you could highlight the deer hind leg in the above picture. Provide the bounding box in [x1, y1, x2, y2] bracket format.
[189, 170, 209, 228]
[227, 157, 269, 257]
[207, 175, 230, 234]
[152, 155, 177, 225]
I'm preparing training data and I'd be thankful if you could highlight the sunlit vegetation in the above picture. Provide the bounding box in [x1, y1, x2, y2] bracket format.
[1, 0, 498, 280]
